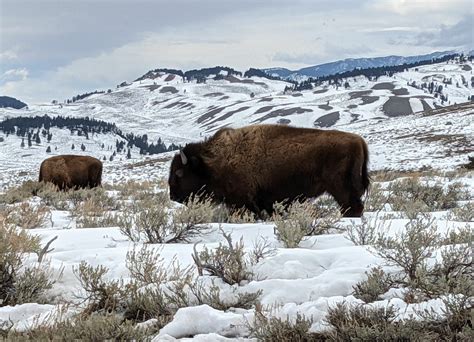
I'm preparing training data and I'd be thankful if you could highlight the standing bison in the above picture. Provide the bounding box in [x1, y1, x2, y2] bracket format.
[168, 124, 370, 217]
[39, 155, 103, 190]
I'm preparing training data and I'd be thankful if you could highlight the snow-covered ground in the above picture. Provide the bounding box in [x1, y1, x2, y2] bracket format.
[1, 172, 472, 339]
[0, 57, 473, 339]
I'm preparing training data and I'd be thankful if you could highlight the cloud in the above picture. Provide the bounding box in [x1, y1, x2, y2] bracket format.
[0, 50, 18, 61]
[1, 68, 29, 82]
[413, 14, 474, 48]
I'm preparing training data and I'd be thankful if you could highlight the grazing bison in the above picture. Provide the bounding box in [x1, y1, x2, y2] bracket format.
[39, 155, 103, 190]
[168, 124, 369, 217]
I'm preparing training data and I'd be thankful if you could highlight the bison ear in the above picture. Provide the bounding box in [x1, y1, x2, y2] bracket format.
[175, 169, 184, 178]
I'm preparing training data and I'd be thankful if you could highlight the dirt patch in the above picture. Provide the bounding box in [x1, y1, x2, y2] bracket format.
[277, 118, 291, 125]
[164, 101, 194, 110]
[313, 89, 328, 94]
[164, 74, 176, 82]
[142, 84, 161, 92]
[160, 86, 179, 94]
[372, 82, 395, 90]
[360, 96, 379, 105]
[224, 75, 267, 87]
[152, 98, 174, 106]
[255, 107, 313, 122]
[292, 93, 303, 97]
[207, 106, 251, 125]
[197, 106, 226, 123]
[420, 99, 432, 112]
[254, 106, 274, 114]
[350, 113, 360, 122]
[347, 104, 358, 109]
[349, 90, 372, 100]
[391, 88, 409, 96]
[204, 92, 225, 97]
[461, 64, 472, 71]
[220, 96, 230, 100]
[258, 97, 273, 102]
[318, 104, 333, 110]
[382, 96, 413, 117]
[314, 111, 340, 127]
[126, 156, 172, 169]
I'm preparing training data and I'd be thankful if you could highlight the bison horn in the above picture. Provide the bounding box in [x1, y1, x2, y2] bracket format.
[180, 150, 188, 165]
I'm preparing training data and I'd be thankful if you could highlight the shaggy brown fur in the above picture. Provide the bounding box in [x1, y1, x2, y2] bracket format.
[39, 155, 103, 190]
[169, 124, 370, 217]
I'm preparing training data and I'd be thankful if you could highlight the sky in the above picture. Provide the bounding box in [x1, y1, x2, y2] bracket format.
[1, 0, 472, 104]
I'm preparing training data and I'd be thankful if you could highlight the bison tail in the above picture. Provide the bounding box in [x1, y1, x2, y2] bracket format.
[351, 140, 370, 196]
[39, 164, 44, 182]
[361, 140, 370, 193]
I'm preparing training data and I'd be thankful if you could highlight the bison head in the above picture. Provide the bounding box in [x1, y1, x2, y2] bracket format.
[168, 149, 209, 203]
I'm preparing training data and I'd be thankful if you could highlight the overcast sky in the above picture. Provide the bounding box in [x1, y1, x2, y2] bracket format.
[1, 0, 472, 104]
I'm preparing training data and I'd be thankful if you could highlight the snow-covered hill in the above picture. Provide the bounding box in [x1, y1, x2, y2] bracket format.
[0, 58, 473, 187]
[263, 51, 458, 80]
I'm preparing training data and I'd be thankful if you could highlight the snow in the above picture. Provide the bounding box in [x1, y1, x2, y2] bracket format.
[0, 58, 473, 340]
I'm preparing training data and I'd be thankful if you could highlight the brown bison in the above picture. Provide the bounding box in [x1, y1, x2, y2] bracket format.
[39, 155, 103, 190]
[168, 124, 370, 217]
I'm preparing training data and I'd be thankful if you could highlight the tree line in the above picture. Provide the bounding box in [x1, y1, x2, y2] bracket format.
[0, 115, 180, 155]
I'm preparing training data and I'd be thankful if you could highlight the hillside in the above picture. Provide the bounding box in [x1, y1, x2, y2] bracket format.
[264, 50, 458, 80]
[0, 57, 473, 188]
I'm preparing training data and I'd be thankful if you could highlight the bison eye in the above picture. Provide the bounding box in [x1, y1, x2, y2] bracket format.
[175, 169, 184, 178]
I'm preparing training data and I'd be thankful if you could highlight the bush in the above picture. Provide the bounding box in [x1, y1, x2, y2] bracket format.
[449, 202, 474, 222]
[372, 217, 472, 302]
[352, 267, 395, 303]
[119, 195, 213, 243]
[344, 216, 380, 246]
[192, 229, 252, 285]
[0, 219, 56, 306]
[389, 178, 467, 211]
[249, 309, 321, 342]
[6, 202, 51, 229]
[325, 303, 435, 341]
[273, 200, 341, 248]
[0, 181, 45, 204]
[6, 313, 158, 341]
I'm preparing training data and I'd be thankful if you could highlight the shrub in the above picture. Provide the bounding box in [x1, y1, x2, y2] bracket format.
[273, 200, 341, 248]
[344, 216, 380, 246]
[6, 313, 158, 341]
[0, 219, 56, 306]
[192, 229, 252, 285]
[325, 303, 435, 341]
[189, 280, 262, 311]
[352, 267, 395, 303]
[119, 195, 213, 243]
[0, 181, 45, 204]
[364, 182, 389, 211]
[7, 202, 51, 229]
[212, 204, 256, 223]
[449, 202, 474, 222]
[389, 178, 467, 211]
[249, 308, 321, 342]
[373, 215, 440, 288]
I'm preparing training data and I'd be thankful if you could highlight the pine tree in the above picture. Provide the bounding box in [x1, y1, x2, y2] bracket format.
[46, 146, 51, 153]
[126, 148, 131, 159]
[21, 138, 25, 148]
[35, 134, 41, 145]
[81, 143, 86, 151]
[71, 144, 75, 150]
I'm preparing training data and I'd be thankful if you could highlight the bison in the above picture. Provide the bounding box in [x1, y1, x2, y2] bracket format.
[39, 155, 103, 190]
[168, 124, 370, 217]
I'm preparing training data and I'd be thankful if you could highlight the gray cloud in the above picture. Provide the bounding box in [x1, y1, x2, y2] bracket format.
[0, 0, 471, 103]
[414, 14, 473, 48]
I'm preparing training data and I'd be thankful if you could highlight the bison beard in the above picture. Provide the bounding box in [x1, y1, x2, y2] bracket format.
[168, 124, 370, 217]
[39, 155, 103, 190]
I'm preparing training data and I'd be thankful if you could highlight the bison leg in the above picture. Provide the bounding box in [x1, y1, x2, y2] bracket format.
[329, 189, 364, 218]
